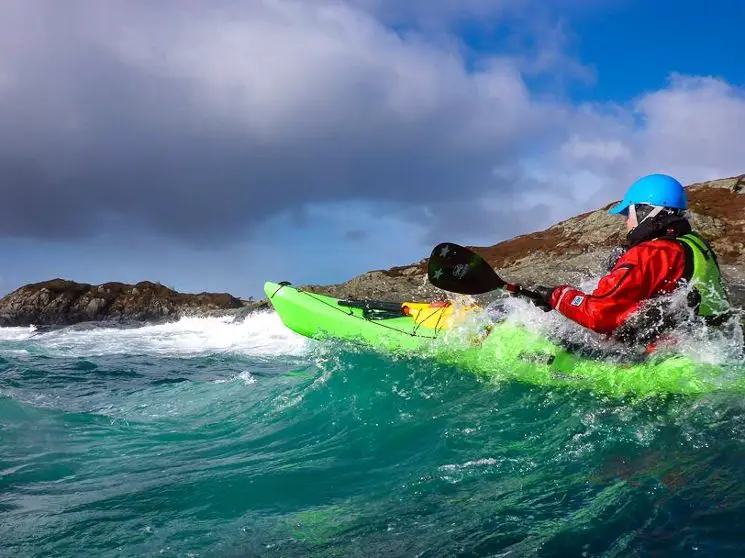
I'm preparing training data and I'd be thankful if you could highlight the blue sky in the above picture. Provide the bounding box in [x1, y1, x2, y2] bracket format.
[1, 0, 744, 299]
[567, 1, 745, 100]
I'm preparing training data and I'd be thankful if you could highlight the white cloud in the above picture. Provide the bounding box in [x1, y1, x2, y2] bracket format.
[560, 137, 632, 163]
[548, 75, 745, 210]
[633, 75, 745, 179]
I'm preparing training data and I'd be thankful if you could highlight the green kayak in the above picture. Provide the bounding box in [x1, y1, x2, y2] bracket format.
[264, 281, 744, 396]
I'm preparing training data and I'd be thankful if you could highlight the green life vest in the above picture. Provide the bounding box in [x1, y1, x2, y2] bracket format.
[675, 232, 731, 318]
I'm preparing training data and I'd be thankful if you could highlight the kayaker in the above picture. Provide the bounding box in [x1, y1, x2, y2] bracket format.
[531, 173, 732, 345]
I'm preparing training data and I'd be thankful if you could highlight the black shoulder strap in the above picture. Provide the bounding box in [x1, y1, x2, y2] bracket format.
[676, 238, 695, 281]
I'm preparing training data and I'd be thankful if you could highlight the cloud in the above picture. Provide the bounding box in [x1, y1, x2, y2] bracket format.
[0, 0, 743, 253]
[544, 74, 745, 217]
[633, 75, 745, 176]
[0, 0, 568, 246]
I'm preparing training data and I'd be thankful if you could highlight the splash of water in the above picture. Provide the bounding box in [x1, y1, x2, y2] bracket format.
[483, 277, 744, 367]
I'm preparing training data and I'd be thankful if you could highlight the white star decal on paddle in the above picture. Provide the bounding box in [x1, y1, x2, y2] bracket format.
[432, 268, 444, 280]
[439, 245, 451, 258]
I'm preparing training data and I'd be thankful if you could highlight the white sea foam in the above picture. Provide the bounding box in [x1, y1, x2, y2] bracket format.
[0, 310, 309, 358]
[0, 325, 38, 342]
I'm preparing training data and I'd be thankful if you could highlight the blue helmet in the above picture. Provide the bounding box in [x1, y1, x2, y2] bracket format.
[608, 173, 687, 216]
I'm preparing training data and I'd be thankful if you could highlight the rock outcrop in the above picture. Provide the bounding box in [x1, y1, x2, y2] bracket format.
[304, 174, 745, 309]
[0, 279, 258, 327]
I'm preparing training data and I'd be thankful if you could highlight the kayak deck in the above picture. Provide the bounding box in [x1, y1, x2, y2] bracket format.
[263, 281, 454, 351]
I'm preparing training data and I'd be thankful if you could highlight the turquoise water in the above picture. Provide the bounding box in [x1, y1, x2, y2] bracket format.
[2, 311, 745, 557]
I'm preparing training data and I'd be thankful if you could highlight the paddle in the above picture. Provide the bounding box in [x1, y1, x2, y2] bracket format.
[426, 242, 551, 310]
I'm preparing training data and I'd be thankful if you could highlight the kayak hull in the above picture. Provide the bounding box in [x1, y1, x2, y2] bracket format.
[264, 281, 743, 396]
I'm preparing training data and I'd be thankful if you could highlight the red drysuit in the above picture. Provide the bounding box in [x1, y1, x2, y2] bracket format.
[548, 238, 688, 335]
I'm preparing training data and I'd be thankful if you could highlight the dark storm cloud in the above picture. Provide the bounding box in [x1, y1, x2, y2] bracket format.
[0, 0, 566, 245]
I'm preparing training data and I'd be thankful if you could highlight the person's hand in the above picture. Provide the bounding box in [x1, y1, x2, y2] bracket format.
[525, 285, 555, 312]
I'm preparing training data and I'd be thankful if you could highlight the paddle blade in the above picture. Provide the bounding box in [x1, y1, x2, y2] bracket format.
[427, 242, 505, 295]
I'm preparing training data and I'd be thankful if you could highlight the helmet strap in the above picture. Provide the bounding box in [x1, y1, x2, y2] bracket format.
[629, 203, 665, 228]
[628, 203, 638, 228]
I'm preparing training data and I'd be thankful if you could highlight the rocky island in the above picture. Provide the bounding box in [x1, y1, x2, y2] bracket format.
[0, 279, 264, 327]
[1, 173, 743, 327]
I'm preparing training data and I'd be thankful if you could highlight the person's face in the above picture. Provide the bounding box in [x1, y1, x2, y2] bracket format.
[625, 204, 638, 231]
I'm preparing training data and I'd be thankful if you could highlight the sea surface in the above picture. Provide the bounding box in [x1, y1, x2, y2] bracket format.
[2, 308, 745, 557]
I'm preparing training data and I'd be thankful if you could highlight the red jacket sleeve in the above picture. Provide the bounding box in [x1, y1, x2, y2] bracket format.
[548, 239, 687, 334]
